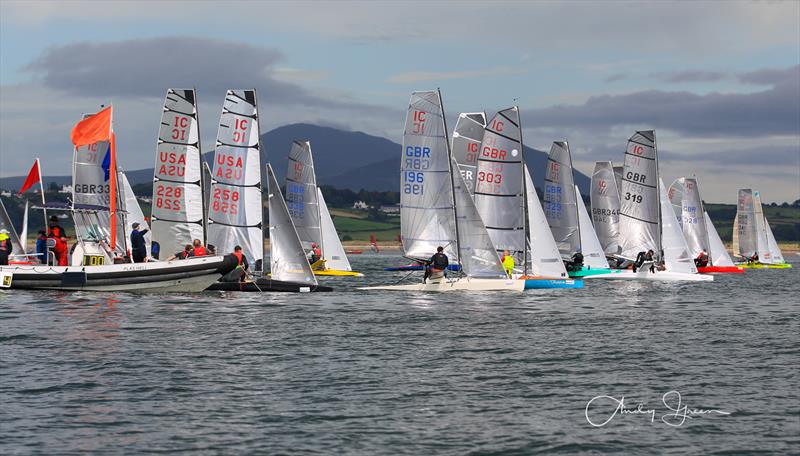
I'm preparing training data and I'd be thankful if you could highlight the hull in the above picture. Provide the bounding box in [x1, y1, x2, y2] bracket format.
[383, 264, 461, 272]
[0, 255, 237, 292]
[568, 268, 613, 278]
[207, 278, 333, 292]
[697, 265, 745, 274]
[523, 278, 584, 289]
[737, 262, 792, 269]
[360, 277, 524, 292]
[583, 269, 713, 282]
[313, 269, 364, 277]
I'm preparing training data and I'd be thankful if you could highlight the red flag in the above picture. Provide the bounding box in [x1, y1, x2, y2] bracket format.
[19, 159, 41, 194]
[71, 106, 112, 147]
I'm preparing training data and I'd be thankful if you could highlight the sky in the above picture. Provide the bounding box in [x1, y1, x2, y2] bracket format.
[0, 0, 798, 203]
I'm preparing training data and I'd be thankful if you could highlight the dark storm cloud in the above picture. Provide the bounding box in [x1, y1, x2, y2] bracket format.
[23, 36, 395, 116]
[524, 65, 800, 137]
[660, 145, 800, 167]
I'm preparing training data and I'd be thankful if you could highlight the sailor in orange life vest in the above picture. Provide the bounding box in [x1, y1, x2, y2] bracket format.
[47, 215, 69, 266]
[423, 246, 449, 283]
[189, 239, 207, 257]
[0, 229, 12, 265]
[308, 242, 321, 264]
[230, 245, 250, 281]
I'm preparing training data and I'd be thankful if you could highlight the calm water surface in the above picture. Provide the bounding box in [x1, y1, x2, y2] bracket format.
[1, 254, 798, 454]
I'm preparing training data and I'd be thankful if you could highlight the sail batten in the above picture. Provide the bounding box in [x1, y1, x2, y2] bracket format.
[544, 141, 580, 258]
[668, 177, 709, 258]
[285, 140, 321, 251]
[451, 112, 487, 195]
[617, 130, 660, 259]
[590, 161, 621, 256]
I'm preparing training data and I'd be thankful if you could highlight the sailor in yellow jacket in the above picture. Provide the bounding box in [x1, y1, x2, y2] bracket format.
[501, 250, 514, 278]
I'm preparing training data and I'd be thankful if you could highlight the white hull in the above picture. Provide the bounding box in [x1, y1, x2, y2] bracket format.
[360, 277, 524, 292]
[583, 269, 713, 282]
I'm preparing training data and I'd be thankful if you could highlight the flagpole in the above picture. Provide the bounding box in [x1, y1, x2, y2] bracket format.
[37, 158, 48, 235]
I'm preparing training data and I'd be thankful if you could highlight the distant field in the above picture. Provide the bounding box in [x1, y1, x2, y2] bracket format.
[330, 214, 400, 242]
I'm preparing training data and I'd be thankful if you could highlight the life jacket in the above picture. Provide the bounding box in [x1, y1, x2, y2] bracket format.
[193, 245, 207, 256]
[0, 239, 10, 253]
[233, 251, 243, 265]
[312, 247, 321, 257]
[502, 255, 515, 271]
[48, 225, 64, 238]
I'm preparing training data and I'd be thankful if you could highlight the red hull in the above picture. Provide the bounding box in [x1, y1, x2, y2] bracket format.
[698, 265, 744, 274]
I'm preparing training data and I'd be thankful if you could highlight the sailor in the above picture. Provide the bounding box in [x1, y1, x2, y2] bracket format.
[130, 222, 149, 263]
[35, 230, 47, 264]
[633, 249, 655, 273]
[189, 239, 207, 257]
[223, 245, 250, 282]
[0, 229, 12, 265]
[207, 244, 217, 256]
[424, 246, 449, 283]
[749, 253, 759, 264]
[568, 250, 584, 272]
[309, 242, 321, 264]
[501, 250, 515, 278]
[168, 244, 193, 261]
[47, 215, 68, 266]
[694, 250, 709, 268]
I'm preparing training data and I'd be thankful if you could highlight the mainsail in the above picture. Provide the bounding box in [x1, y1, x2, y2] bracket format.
[399, 90, 457, 260]
[659, 178, 697, 274]
[590, 161, 621, 256]
[576, 186, 608, 269]
[285, 140, 321, 250]
[474, 106, 526, 261]
[267, 164, 317, 285]
[151, 89, 204, 259]
[732, 212, 740, 256]
[668, 177, 709, 258]
[736, 189, 757, 259]
[543, 141, 579, 258]
[208, 89, 264, 266]
[704, 212, 735, 267]
[617, 130, 660, 260]
[120, 171, 151, 256]
[752, 191, 772, 263]
[317, 188, 352, 271]
[525, 165, 567, 278]
[451, 112, 487, 195]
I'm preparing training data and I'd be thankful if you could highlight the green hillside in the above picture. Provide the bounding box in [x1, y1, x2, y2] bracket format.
[705, 203, 800, 242]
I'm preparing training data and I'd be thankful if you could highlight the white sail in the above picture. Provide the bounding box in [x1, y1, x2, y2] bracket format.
[525, 165, 567, 278]
[120, 171, 151, 256]
[451, 112, 486, 195]
[618, 130, 660, 260]
[659, 179, 697, 274]
[474, 106, 526, 262]
[317, 188, 352, 271]
[764, 217, 785, 264]
[668, 177, 709, 258]
[544, 141, 580, 258]
[400, 90, 457, 260]
[19, 200, 28, 254]
[208, 89, 264, 266]
[576, 186, 608, 269]
[267, 164, 317, 285]
[704, 211, 735, 266]
[452, 156, 506, 278]
[0, 198, 24, 256]
[590, 161, 621, 256]
[752, 191, 772, 263]
[286, 140, 321, 250]
[732, 212, 740, 257]
[736, 189, 757, 259]
[151, 89, 204, 259]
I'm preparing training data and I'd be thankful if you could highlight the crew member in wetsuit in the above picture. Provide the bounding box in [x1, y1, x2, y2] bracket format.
[189, 239, 207, 257]
[694, 250, 709, 268]
[130, 222, 149, 263]
[224, 245, 250, 282]
[569, 251, 585, 272]
[424, 246, 449, 283]
[167, 244, 193, 261]
[309, 242, 321, 264]
[47, 215, 68, 266]
[501, 250, 515, 278]
[633, 249, 655, 273]
[0, 229, 12, 265]
[748, 253, 759, 264]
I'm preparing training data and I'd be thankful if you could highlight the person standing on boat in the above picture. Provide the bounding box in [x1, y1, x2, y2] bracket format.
[423, 246, 449, 283]
[501, 250, 515, 278]
[35, 230, 47, 264]
[308, 242, 321, 264]
[47, 215, 68, 266]
[130, 222, 149, 263]
[0, 229, 12, 265]
[189, 239, 207, 257]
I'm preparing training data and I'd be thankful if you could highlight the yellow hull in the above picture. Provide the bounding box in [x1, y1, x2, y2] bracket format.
[312, 269, 365, 277]
[737, 262, 793, 269]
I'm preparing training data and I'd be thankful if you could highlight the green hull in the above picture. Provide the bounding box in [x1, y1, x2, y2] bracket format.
[737, 262, 792, 269]
[568, 268, 614, 278]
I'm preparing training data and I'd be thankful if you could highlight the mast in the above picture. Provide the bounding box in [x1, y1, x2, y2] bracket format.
[653, 130, 662, 262]
[194, 86, 207, 245]
[517, 105, 528, 275]
[439, 88, 461, 267]
[254, 88, 265, 268]
[566, 141, 581, 255]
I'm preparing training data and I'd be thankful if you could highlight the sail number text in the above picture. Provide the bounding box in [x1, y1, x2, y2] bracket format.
[154, 184, 183, 211]
[403, 146, 430, 195]
[211, 188, 240, 215]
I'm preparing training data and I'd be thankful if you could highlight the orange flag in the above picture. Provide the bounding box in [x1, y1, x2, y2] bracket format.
[71, 106, 112, 147]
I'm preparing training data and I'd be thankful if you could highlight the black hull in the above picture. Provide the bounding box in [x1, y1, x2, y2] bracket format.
[207, 278, 333, 292]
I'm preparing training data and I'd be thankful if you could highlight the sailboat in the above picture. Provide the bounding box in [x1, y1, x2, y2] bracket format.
[362, 90, 522, 292]
[734, 189, 791, 269]
[587, 131, 711, 281]
[543, 142, 612, 278]
[204, 90, 331, 292]
[668, 178, 743, 273]
[285, 140, 362, 277]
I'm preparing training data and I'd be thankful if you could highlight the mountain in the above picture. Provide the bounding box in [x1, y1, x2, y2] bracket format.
[0, 123, 589, 194]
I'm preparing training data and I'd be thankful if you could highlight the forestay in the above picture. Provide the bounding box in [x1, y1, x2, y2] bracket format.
[668, 177, 708, 257]
[576, 186, 608, 269]
[525, 165, 567, 278]
[590, 161, 621, 256]
[208, 90, 264, 266]
[451, 112, 486, 195]
[317, 188, 352, 271]
[120, 171, 151, 256]
[267, 164, 317, 285]
[285, 140, 321, 250]
[735, 189, 757, 258]
[617, 130, 660, 260]
[659, 179, 697, 274]
[474, 107, 526, 261]
[704, 212, 735, 266]
[399, 91, 457, 260]
[544, 141, 579, 258]
[151, 89, 204, 259]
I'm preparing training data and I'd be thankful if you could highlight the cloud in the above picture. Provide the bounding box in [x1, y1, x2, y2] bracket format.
[653, 70, 727, 83]
[385, 66, 524, 84]
[739, 65, 800, 86]
[604, 74, 628, 83]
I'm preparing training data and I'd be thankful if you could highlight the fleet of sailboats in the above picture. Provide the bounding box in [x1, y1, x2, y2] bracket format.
[733, 189, 791, 269]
